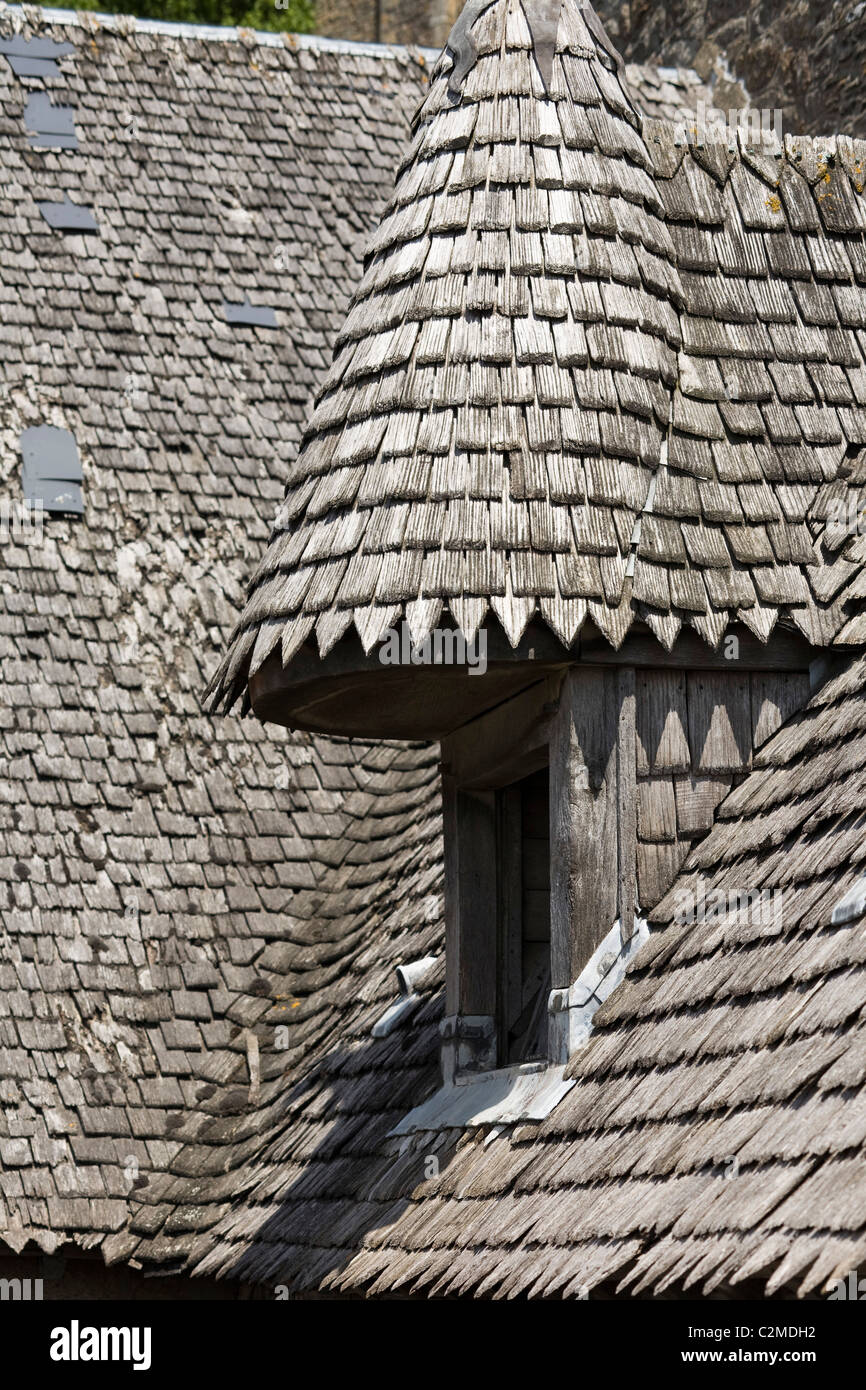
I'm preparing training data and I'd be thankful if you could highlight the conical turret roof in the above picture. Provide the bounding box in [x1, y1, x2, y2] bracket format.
[208, 0, 866, 726]
[209, 0, 684, 710]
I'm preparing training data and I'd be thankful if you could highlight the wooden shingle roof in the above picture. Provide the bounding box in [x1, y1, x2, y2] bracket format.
[208, 0, 866, 716]
[0, 2, 720, 1271]
[0, 7, 440, 1261]
[2, 1, 865, 1301]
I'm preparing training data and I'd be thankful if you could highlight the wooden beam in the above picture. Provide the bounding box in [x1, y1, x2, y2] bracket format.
[617, 666, 637, 942]
[442, 775, 460, 1018]
[440, 675, 558, 788]
[578, 621, 816, 672]
[497, 784, 522, 1061]
[550, 668, 619, 986]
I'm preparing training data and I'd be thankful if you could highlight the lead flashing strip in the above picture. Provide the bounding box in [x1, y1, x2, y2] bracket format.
[36, 194, 98, 232]
[831, 875, 866, 927]
[389, 1062, 575, 1134]
[24, 92, 78, 148]
[0, 33, 74, 76]
[223, 298, 278, 329]
[549, 913, 650, 1060]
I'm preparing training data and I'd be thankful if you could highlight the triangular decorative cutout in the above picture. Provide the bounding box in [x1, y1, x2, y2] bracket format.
[316, 607, 353, 658]
[354, 603, 402, 655]
[448, 596, 489, 645]
[539, 595, 586, 647]
[405, 597, 443, 645]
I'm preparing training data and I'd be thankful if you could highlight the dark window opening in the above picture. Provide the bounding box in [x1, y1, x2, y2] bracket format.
[497, 766, 551, 1064]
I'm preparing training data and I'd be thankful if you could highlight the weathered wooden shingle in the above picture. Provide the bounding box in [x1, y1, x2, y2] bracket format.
[177, 648, 866, 1298]
[4, 0, 866, 1306]
[0, 7, 444, 1265]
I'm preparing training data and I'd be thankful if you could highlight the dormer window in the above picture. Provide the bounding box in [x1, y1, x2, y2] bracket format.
[200, 0, 828, 1144]
[435, 665, 642, 1095]
[409, 646, 817, 1133]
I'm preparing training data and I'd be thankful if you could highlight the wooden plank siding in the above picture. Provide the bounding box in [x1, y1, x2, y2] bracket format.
[443, 662, 814, 1029]
[635, 669, 812, 909]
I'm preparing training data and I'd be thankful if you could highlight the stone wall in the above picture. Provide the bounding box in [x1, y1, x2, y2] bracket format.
[594, 0, 866, 139]
[316, 0, 460, 48]
[315, 0, 866, 139]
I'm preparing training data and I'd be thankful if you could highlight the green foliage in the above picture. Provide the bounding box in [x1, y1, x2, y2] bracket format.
[74, 0, 316, 35]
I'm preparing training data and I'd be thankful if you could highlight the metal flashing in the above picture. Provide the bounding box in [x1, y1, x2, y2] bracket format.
[371, 956, 438, 1037]
[389, 1062, 575, 1135]
[549, 914, 650, 1061]
[831, 875, 866, 927]
[0, 34, 75, 78]
[36, 195, 98, 233]
[223, 297, 278, 329]
[2, 7, 439, 62]
[444, 0, 496, 97]
[20, 425, 84, 514]
[371, 994, 421, 1038]
[524, 0, 562, 92]
[24, 92, 78, 149]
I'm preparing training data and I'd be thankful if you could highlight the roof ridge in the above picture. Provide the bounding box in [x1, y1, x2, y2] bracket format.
[0, 3, 439, 61]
